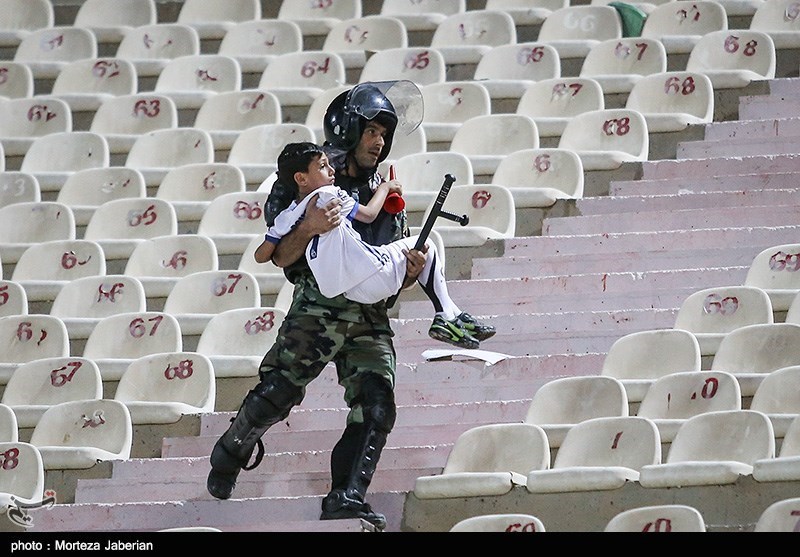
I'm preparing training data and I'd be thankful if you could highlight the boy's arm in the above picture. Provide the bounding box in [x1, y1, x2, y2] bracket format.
[354, 180, 402, 223]
[253, 238, 277, 263]
[271, 194, 342, 268]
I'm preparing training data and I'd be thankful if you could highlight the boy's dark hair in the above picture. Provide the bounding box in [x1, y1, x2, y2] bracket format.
[276, 142, 326, 190]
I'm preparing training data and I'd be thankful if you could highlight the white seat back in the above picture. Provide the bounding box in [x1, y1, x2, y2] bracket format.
[485, 0, 568, 25]
[579, 37, 667, 93]
[421, 81, 491, 142]
[20, 131, 109, 184]
[474, 42, 561, 100]
[525, 375, 629, 424]
[492, 147, 584, 204]
[155, 54, 242, 101]
[431, 10, 517, 50]
[626, 70, 715, 132]
[177, 0, 260, 40]
[449, 113, 539, 156]
[750, 365, 800, 438]
[323, 15, 408, 57]
[0, 62, 34, 99]
[90, 93, 178, 145]
[258, 50, 347, 95]
[57, 167, 146, 224]
[391, 151, 473, 212]
[11, 240, 106, 300]
[156, 162, 246, 204]
[537, 6, 622, 58]
[14, 26, 97, 78]
[0, 403, 17, 442]
[0, 280, 28, 317]
[558, 108, 649, 170]
[744, 244, 800, 311]
[277, 0, 362, 35]
[641, 0, 728, 54]
[0, 97, 72, 154]
[0, 0, 53, 40]
[163, 270, 260, 316]
[74, 0, 157, 43]
[750, 0, 800, 48]
[196, 190, 269, 237]
[381, 0, 466, 31]
[359, 47, 446, 86]
[0, 201, 75, 250]
[554, 415, 661, 469]
[686, 29, 776, 87]
[50, 274, 147, 321]
[82, 311, 183, 361]
[84, 197, 178, 242]
[227, 124, 316, 186]
[197, 307, 286, 357]
[0, 441, 44, 504]
[605, 505, 706, 532]
[755, 497, 800, 532]
[125, 128, 214, 186]
[516, 76, 604, 137]
[51, 57, 138, 106]
[218, 19, 302, 73]
[450, 513, 545, 533]
[0, 314, 69, 366]
[0, 172, 39, 209]
[193, 90, 282, 149]
[236, 235, 289, 296]
[115, 23, 200, 77]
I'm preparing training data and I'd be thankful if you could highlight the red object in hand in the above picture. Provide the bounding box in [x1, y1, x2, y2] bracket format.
[384, 192, 405, 214]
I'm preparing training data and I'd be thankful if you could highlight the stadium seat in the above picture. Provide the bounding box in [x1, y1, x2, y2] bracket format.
[377, 124, 427, 173]
[601, 328, 702, 403]
[162, 270, 261, 336]
[449, 513, 546, 532]
[50, 57, 137, 112]
[358, 47, 446, 87]
[536, 5, 623, 59]
[11, 239, 106, 303]
[0, 201, 75, 266]
[390, 151, 474, 212]
[579, 37, 668, 95]
[13, 26, 97, 80]
[716, 0, 768, 17]
[272, 280, 295, 314]
[473, 42, 561, 103]
[413, 423, 550, 499]
[115, 23, 200, 79]
[1, 356, 102, 429]
[73, 0, 157, 46]
[193, 90, 282, 152]
[176, 0, 261, 42]
[491, 147, 584, 208]
[236, 236, 289, 297]
[0, 171, 40, 209]
[83, 197, 178, 260]
[257, 50, 347, 112]
[750, 365, 800, 439]
[56, 166, 146, 227]
[19, 131, 109, 194]
[29, 399, 132, 469]
[0, 62, 34, 99]
[430, 10, 517, 65]
[154, 54, 242, 111]
[604, 505, 707, 532]
[449, 113, 539, 176]
[0, 280, 28, 317]
[124, 234, 219, 300]
[0, 0, 53, 49]
[380, 0, 466, 33]
[636, 370, 742, 443]
[196, 191, 270, 256]
[90, 93, 178, 156]
[419, 183, 516, 248]
[218, 19, 303, 75]
[486, 0, 569, 25]
[0, 97, 72, 158]
[744, 243, 800, 311]
[125, 128, 214, 187]
[516, 76, 605, 139]
[0, 314, 70, 385]
[673, 285, 774, 356]
[557, 108, 649, 171]
[625, 70, 715, 133]
[640, 0, 729, 55]
[753, 413, 800, 482]
[226, 123, 316, 187]
[638, 409, 775, 487]
[82, 311, 182, 382]
[0, 403, 17, 442]
[524, 375, 629, 448]
[114, 351, 215, 424]
[322, 15, 409, 74]
[685, 29, 776, 89]
[711, 322, 800, 397]
[421, 81, 491, 146]
[196, 306, 286, 379]
[526, 415, 661, 492]
[277, 0, 362, 38]
[155, 161, 247, 222]
[750, 0, 800, 48]
[754, 497, 800, 531]
[0, 441, 44, 511]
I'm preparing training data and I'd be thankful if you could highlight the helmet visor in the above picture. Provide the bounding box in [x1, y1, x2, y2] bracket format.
[345, 80, 423, 138]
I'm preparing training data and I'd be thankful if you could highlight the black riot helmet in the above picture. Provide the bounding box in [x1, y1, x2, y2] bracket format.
[323, 80, 423, 164]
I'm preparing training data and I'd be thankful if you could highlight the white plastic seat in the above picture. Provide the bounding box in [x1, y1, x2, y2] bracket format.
[196, 191, 269, 256]
[0, 404, 17, 442]
[673, 285, 774, 356]
[0, 97, 72, 158]
[537, 5, 623, 59]
[485, 0, 569, 26]
[218, 19, 303, 75]
[579, 37, 668, 94]
[193, 90, 282, 151]
[636, 370, 742, 443]
[558, 108, 649, 171]
[1, 356, 102, 429]
[0, 171, 40, 209]
[754, 497, 800, 531]
[413, 423, 550, 499]
[13, 26, 97, 80]
[19, 131, 109, 194]
[744, 244, 800, 311]
[750, 0, 800, 48]
[638, 409, 775, 488]
[641, 0, 729, 55]
[11, 239, 106, 303]
[154, 54, 242, 111]
[257, 50, 347, 110]
[526, 416, 661, 492]
[449, 513, 545, 533]
[155, 162, 247, 222]
[49, 274, 147, 341]
[56, 166, 146, 227]
[0, 0, 53, 49]
[430, 10, 517, 65]
[162, 270, 260, 336]
[226, 123, 316, 187]
[0, 314, 69, 385]
[524, 375, 629, 448]
[390, 151, 474, 212]
[358, 47, 446, 87]
[90, 93, 178, 156]
[115, 23, 200, 79]
[0, 280, 28, 317]
[29, 399, 132, 470]
[750, 365, 800, 439]
[196, 306, 286, 379]
[83, 197, 178, 260]
[601, 328, 702, 403]
[420, 183, 516, 248]
[686, 29, 776, 89]
[474, 42, 561, 102]
[50, 57, 137, 112]
[82, 311, 183, 382]
[491, 147, 584, 208]
[277, 0, 362, 38]
[0, 201, 75, 266]
[785, 292, 800, 326]
[0, 441, 43, 511]
[604, 505, 707, 532]
[626, 70, 715, 133]
[380, 0, 466, 32]
[378, 124, 427, 172]
[516, 76, 605, 138]
[124, 234, 219, 300]
[711, 322, 800, 397]
[303, 84, 352, 140]
[420, 81, 491, 146]
[125, 128, 214, 187]
[753, 414, 800, 482]
[0, 62, 34, 99]
[449, 113, 539, 176]
[273, 280, 295, 314]
[176, 0, 261, 41]
[114, 351, 215, 424]
[322, 15, 409, 73]
[73, 0, 157, 46]
[237, 235, 289, 297]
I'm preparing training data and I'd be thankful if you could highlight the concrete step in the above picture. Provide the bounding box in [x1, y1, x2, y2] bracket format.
[767, 77, 800, 95]
[610, 172, 800, 196]
[641, 153, 800, 180]
[574, 189, 800, 215]
[704, 116, 800, 140]
[677, 135, 800, 159]
[738, 95, 800, 120]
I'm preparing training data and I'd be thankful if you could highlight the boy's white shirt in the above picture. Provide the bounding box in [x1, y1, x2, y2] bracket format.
[265, 185, 388, 298]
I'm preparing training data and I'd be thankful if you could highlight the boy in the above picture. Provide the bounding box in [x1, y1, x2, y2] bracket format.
[256, 142, 495, 349]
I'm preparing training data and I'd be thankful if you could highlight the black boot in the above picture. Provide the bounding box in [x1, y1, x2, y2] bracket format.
[320, 488, 387, 530]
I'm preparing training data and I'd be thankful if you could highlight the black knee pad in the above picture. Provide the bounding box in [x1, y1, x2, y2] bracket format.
[360, 374, 396, 434]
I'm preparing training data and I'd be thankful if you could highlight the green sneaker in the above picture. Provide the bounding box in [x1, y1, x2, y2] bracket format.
[455, 312, 496, 341]
[429, 315, 479, 349]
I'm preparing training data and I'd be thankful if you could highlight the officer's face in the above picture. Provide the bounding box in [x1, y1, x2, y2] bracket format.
[352, 120, 387, 169]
